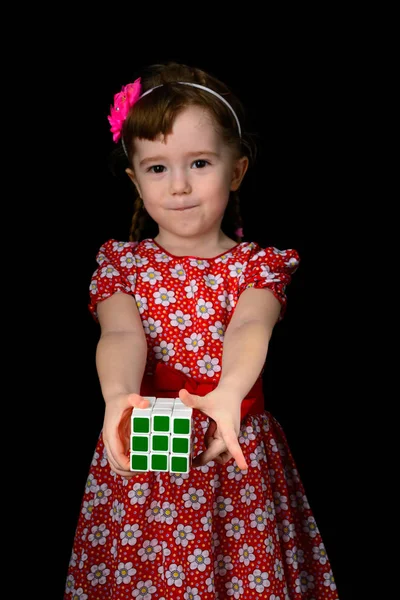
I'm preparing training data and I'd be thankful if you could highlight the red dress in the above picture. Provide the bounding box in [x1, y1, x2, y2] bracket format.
[65, 238, 339, 599]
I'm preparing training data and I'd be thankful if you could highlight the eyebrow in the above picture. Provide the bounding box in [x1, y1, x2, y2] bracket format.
[139, 151, 219, 167]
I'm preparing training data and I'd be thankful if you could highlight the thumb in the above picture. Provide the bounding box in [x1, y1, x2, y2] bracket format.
[127, 393, 150, 409]
[178, 388, 201, 409]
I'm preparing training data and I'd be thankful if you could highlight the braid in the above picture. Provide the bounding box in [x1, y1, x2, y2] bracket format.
[129, 196, 148, 242]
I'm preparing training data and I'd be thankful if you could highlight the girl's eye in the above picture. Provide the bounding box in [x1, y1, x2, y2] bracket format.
[148, 165, 166, 173]
[192, 159, 210, 169]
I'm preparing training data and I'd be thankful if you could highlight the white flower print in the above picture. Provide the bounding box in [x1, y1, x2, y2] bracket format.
[120, 252, 136, 269]
[160, 502, 177, 524]
[248, 569, 270, 592]
[206, 574, 216, 593]
[268, 469, 276, 484]
[296, 571, 315, 593]
[97, 252, 107, 264]
[197, 354, 221, 377]
[228, 261, 246, 278]
[201, 510, 213, 532]
[173, 524, 195, 547]
[264, 535, 275, 555]
[225, 577, 244, 598]
[286, 256, 299, 268]
[260, 263, 280, 282]
[240, 484, 257, 506]
[78, 549, 88, 569]
[218, 290, 235, 312]
[183, 487, 207, 510]
[272, 247, 287, 256]
[128, 482, 151, 505]
[100, 264, 119, 279]
[69, 551, 77, 568]
[273, 492, 288, 513]
[184, 333, 205, 353]
[323, 570, 337, 591]
[112, 241, 133, 253]
[198, 460, 215, 473]
[239, 543, 255, 566]
[65, 574, 75, 593]
[210, 473, 221, 489]
[132, 579, 157, 598]
[154, 251, 171, 263]
[169, 310, 192, 330]
[185, 279, 198, 298]
[153, 340, 176, 362]
[135, 293, 148, 314]
[120, 523, 142, 546]
[250, 508, 267, 531]
[313, 542, 328, 564]
[203, 272, 223, 290]
[212, 531, 220, 549]
[196, 298, 215, 319]
[111, 538, 117, 558]
[209, 320, 226, 342]
[166, 563, 185, 587]
[284, 465, 300, 486]
[89, 278, 98, 296]
[214, 495, 234, 517]
[227, 464, 246, 481]
[170, 471, 190, 485]
[70, 588, 88, 599]
[225, 517, 245, 540]
[143, 317, 163, 338]
[214, 553, 233, 576]
[265, 499, 276, 521]
[215, 250, 236, 263]
[269, 596, 281, 600]
[286, 546, 305, 569]
[290, 491, 310, 511]
[277, 442, 286, 457]
[239, 426, 256, 446]
[138, 539, 162, 562]
[154, 286, 177, 306]
[189, 548, 211, 572]
[184, 587, 201, 600]
[270, 438, 278, 452]
[114, 561, 136, 584]
[81, 528, 88, 542]
[141, 267, 163, 285]
[81, 499, 94, 520]
[146, 501, 163, 522]
[190, 258, 210, 270]
[88, 523, 110, 547]
[274, 559, 284, 581]
[87, 563, 110, 586]
[133, 254, 149, 268]
[278, 519, 296, 542]
[85, 473, 97, 494]
[93, 483, 112, 506]
[303, 516, 319, 538]
[170, 263, 187, 281]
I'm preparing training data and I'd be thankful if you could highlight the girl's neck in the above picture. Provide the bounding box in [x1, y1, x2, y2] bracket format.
[153, 233, 238, 259]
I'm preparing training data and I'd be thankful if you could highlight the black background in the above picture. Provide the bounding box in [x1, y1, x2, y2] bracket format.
[26, 25, 357, 599]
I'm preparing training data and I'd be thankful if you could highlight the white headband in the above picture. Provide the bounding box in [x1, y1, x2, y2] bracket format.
[139, 81, 242, 137]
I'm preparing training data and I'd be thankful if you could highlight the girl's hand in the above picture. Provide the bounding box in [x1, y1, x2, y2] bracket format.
[178, 387, 248, 470]
[102, 393, 150, 477]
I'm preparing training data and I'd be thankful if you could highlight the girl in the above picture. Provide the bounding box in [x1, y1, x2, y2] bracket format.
[65, 62, 339, 599]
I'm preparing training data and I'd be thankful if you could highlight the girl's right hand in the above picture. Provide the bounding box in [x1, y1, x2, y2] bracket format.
[102, 393, 150, 478]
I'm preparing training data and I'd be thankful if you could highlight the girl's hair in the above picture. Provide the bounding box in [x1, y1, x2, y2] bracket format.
[111, 62, 257, 244]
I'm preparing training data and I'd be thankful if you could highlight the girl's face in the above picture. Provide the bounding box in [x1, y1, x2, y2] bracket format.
[126, 105, 248, 243]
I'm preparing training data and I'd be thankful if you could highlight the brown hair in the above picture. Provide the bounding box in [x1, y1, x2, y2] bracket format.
[112, 62, 257, 243]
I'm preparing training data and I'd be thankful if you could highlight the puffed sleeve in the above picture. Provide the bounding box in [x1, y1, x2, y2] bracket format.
[88, 239, 139, 320]
[237, 244, 300, 319]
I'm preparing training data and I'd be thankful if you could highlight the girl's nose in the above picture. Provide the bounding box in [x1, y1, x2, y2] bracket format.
[169, 171, 192, 195]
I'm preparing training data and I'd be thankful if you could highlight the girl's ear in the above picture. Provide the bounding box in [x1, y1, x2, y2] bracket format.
[126, 168, 142, 197]
[230, 156, 249, 191]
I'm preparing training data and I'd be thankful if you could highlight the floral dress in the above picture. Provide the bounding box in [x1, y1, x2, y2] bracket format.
[65, 238, 339, 600]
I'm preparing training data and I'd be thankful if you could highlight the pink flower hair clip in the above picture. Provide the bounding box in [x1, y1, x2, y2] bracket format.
[235, 227, 244, 238]
[108, 78, 142, 143]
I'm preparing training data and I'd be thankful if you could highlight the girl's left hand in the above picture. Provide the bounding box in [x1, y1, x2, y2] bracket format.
[178, 386, 248, 470]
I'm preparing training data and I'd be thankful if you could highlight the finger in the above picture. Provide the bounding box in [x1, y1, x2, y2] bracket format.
[218, 425, 248, 470]
[178, 389, 201, 409]
[192, 438, 227, 467]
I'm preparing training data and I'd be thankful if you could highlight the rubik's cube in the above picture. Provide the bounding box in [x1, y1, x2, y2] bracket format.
[130, 397, 194, 473]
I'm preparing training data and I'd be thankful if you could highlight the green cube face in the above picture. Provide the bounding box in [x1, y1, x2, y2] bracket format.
[131, 454, 149, 471]
[173, 418, 190, 434]
[153, 415, 170, 432]
[172, 437, 189, 453]
[131, 436, 149, 452]
[171, 456, 188, 473]
[133, 417, 150, 433]
[152, 435, 169, 451]
[151, 454, 168, 471]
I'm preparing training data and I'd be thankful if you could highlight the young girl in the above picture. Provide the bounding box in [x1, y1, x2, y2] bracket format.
[65, 62, 339, 599]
